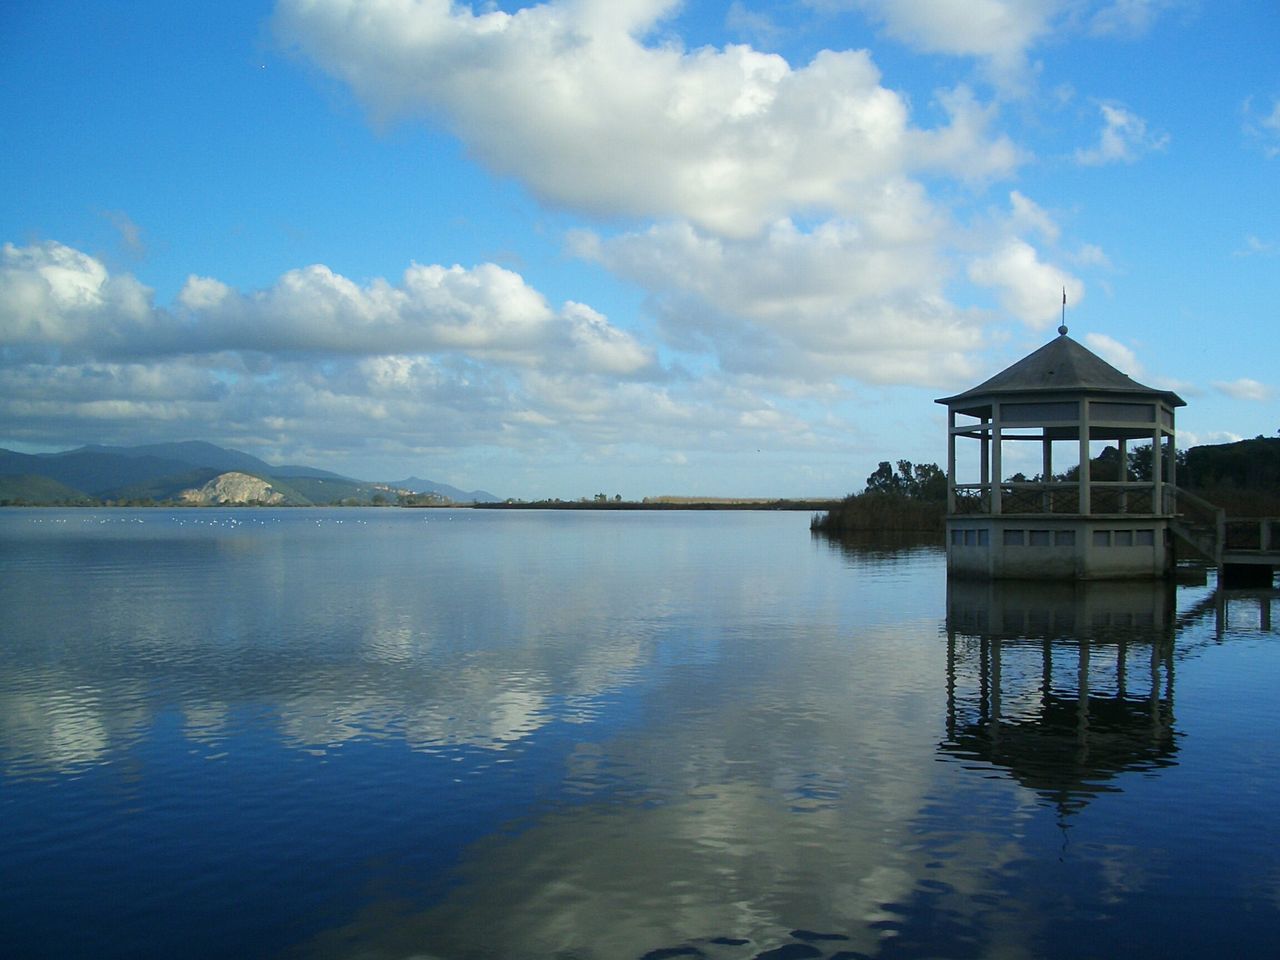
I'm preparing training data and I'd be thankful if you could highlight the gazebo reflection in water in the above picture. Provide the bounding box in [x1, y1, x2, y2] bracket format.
[941, 578, 1178, 816]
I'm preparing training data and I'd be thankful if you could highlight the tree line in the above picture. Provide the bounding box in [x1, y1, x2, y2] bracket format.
[811, 459, 946, 535]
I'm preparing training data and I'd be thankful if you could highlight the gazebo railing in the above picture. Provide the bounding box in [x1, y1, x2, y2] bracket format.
[952, 487, 989, 515]
[952, 482, 1169, 517]
[1001, 483, 1080, 515]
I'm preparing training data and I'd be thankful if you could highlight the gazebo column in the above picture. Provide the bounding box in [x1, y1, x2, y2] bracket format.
[1118, 437, 1128, 514]
[1042, 434, 1053, 513]
[991, 404, 1003, 516]
[1151, 424, 1163, 515]
[946, 410, 956, 514]
[980, 416, 990, 511]
[1078, 407, 1092, 516]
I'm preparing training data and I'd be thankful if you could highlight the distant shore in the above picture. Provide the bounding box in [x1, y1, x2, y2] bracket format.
[472, 498, 840, 511]
[4, 498, 841, 511]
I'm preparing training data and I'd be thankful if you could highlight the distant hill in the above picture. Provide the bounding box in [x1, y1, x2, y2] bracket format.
[1183, 436, 1280, 515]
[0, 442, 499, 506]
[0, 473, 97, 505]
[0, 448, 213, 499]
[74, 441, 276, 474]
[75, 441, 353, 481]
[384, 476, 500, 503]
[1184, 437, 1280, 490]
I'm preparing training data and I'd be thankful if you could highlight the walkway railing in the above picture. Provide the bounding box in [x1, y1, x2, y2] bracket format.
[1167, 487, 1225, 566]
[1158, 489, 1277, 567]
[1224, 518, 1280, 552]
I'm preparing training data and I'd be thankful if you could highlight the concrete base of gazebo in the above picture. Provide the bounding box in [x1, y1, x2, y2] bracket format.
[946, 516, 1172, 580]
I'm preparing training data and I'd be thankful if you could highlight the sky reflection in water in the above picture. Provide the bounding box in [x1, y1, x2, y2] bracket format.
[1, 509, 1278, 959]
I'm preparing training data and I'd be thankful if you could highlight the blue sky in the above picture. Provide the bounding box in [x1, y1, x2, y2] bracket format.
[2, 0, 1277, 498]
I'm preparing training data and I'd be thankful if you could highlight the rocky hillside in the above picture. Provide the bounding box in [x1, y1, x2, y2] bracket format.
[179, 472, 287, 506]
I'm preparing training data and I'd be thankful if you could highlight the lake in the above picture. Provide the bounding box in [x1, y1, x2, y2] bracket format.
[2, 507, 1278, 959]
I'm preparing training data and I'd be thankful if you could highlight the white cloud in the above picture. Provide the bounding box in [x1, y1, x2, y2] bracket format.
[0, 241, 157, 352]
[725, 1, 784, 47]
[1087, 0, 1182, 38]
[908, 86, 1027, 179]
[1074, 102, 1169, 165]
[101, 210, 146, 258]
[1083, 332, 1141, 377]
[1263, 99, 1280, 133]
[574, 212, 982, 385]
[968, 239, 1083, 328]
[177, 275, 234, 311]
[1213, 378, 1275, 402]
[562, 301, 657, 375]
[268, 0, 1090, 385]
[1233, 235, 1278, 258]
[1071, 243, 1112, 268]
[833, 0, 1060, 91]
[810, 1, 1181, 93]
[269, 1, 1099, 399]
[1243, 95, 1280, 159]
[3, 241, 655, 377]
[1008, 190, 1060, 243]
[274, 0, 1024, 237]
[1, 360, 228, 407]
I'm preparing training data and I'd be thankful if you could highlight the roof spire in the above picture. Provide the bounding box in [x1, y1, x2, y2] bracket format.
[1058, 287, 1068, 336]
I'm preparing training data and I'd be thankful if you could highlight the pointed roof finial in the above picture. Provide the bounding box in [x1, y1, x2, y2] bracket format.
[1058, 286, 1068, 336]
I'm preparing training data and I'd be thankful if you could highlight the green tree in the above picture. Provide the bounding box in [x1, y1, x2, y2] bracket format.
[864, 460, 945, 501]
[906, 462, 943, 501]
[864, 461, 903, 495]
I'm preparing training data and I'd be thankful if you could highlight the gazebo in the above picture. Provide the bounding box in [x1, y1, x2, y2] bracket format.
[936, 326, 1185, 579]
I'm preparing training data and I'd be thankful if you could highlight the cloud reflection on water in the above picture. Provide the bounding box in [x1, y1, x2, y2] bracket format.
[3, 512, 1277, 959]
[296, 618, 962, 960]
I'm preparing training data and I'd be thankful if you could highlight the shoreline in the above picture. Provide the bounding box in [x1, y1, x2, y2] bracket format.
[2, 499, 841, 511]
[469, 498, 839, 511]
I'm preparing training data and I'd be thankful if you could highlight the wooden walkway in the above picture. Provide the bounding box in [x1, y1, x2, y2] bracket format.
[1170, 487, 1279, 584]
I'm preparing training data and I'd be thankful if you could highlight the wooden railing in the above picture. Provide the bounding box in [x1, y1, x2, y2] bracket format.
[1167, 487, 1225, 565]
[1224, 517, 1280, 552]
[1166, 488, 1280, 566]
[951, 482, 1166, 517]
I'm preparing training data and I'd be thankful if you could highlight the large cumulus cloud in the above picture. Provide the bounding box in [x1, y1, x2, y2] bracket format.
[273, 0, 1022, 237]
[270, 0, 1086, 379]
[2, 241, 655, 376]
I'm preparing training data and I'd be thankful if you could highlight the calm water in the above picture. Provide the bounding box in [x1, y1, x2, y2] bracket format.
[2, 508, 1278, 960]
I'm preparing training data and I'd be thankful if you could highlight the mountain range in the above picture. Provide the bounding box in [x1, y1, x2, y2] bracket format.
[0, 441, 498, 505]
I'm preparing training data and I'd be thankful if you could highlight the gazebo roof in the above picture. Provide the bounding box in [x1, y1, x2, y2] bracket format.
[936, 332, 1186, 408]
